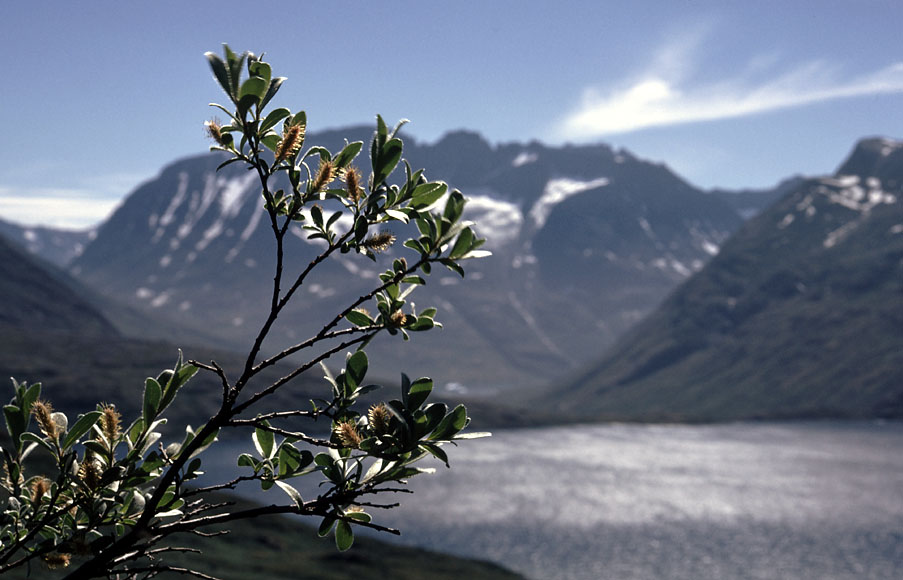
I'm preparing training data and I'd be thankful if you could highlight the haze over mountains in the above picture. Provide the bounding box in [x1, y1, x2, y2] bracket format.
[1, 130, 900, 421]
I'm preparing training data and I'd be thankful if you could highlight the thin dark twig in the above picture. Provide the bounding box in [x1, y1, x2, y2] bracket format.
[228, 409, 318, 422]
[181, 476, 260, 497]
[232, 333, 375, 415]
[227, 421, 334, 448]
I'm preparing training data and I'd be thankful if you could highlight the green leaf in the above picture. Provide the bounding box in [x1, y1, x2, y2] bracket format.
[260, 107, 291, 134]
[411, 182, 448, 209]
[61, 411, 102, 450]
[248, 61, 272, 89]
[385, 209, 409, 223]
[19, 431, 55, 454]
[205, 52, 234, 101]
[239, 76, 268, 102]
[449, 226, 475, 259]
[318, 515, 336, 537]
[311, 204, 324, 227]
[375, 114, 388, 145]
[420, 442, 450, 467]
[407, 378, 433, 410]
[429, 404, 468, 441]
[261, 77, 286, 110]
[345, 511, 372, 523]
[3, 405, 25, 451]
[335, 520, 354, 551]
[333, 141, 363, 169]
[261, 134, 281, 152]
[440, 258, 466, 277]
[345, 351, 368, 391]
[253, 423, 275, 460]
[22, 382, 41, 414]
[82, 439, 110, 457]
[223, 45, 245, 97]
[345, 310, 373, 327]
[274, 480, 304, 506]
[374, 137, 403, 186]
[237, 453, 257, 469]
[143, 378, 162, 422]
[278, 443, 301, 477]
[407, 316, 434, 331]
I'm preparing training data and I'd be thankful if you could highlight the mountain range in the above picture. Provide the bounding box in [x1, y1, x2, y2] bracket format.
[1, 129, 899, 423]
[64, 129, 757, 390]
[555, 137, 903, 421]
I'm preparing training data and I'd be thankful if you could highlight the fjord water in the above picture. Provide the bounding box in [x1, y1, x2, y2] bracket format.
[207, 422, 903, 579]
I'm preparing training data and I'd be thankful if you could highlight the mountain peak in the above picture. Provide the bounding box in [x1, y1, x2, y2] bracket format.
[835, 137, 903, 182]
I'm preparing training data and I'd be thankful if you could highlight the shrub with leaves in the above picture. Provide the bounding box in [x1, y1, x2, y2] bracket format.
[0, 45, 489, 579]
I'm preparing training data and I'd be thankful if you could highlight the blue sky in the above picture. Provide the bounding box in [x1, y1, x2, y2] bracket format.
[2, 0, 902, 228]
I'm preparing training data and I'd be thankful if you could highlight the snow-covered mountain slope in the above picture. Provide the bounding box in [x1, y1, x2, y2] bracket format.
[69, 129, 746, 389]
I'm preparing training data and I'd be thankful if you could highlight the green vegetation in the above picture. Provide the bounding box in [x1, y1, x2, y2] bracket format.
[0, 45, 492, 579]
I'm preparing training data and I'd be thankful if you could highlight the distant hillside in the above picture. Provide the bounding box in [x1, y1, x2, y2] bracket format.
[68, 129, 744, 389]
[0, 232, 115, 335]
[0, 217, 93, 267]
[554, 137, 903, 421]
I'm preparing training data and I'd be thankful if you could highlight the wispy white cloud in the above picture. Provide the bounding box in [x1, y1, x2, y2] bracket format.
[0, 187, 121, 229]
[558, 36, 903, 139]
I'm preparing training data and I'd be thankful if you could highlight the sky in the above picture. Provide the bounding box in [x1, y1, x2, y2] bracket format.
[2, 0, 902, 229]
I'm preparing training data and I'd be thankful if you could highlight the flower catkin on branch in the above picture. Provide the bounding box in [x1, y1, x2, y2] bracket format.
[368, 403, 392, 436]
[43, 553, 71, 570]
[334, 421, 362, 449]
[275, 122, 305, 163]
[363, 231, 396, 253]
[78, 459, 103, 491]
[31, 477, 50, 504]
[345, 166, 363, 203]
[99, 404, 121, 441]
[312, 160, 336, 193]
[204, 118, 228, 147]
[32, 400, 58, 440]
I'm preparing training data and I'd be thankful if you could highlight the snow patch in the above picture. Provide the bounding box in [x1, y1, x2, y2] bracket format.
[219, 173, 256, 216]
[159, 255, 172, 268]
[153, 173, 189, 241]
[824, 221, 860, 248]
[778, 213, 795, 229]
[530, 177, 609, 229]
[879, 138, 903, 156]
[462, 195, 522, 246]
[819, 176, 896, 213]
[196, 221, 223, 251]
[136, 287, 153, 300]
[638, 217, 655, 239]
[701, 240, 719, 256]
[23, 229, 37, 242]
[150, 292, 170, 308]
[670, 260, 691, 277]
[511, 151, 538, 167]
[889, 224, 903, 235]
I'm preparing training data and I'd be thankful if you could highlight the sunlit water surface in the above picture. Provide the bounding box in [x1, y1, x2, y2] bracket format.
[203, 422, 903, 579]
